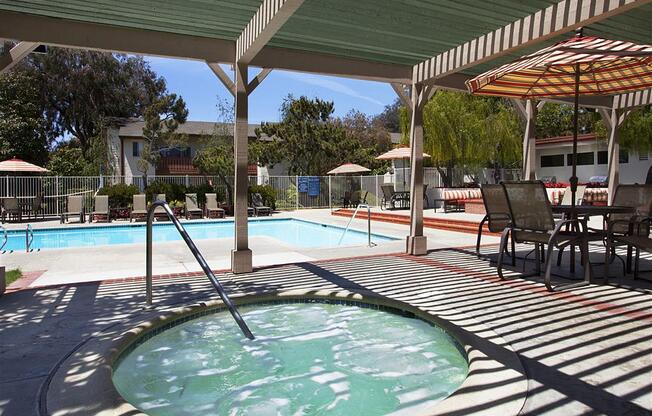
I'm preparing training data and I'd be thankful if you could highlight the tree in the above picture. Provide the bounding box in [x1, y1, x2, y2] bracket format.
[620, 106, 652, 155]
[0, 69, 51, 165]
[137, 94, 188, 178]
[535, 102, 605, 139]
[32, 49, 171, 158]
[421, 90, 522, 186]
[339, 110, 392, 173]
[47, 140, 96, 176]
[373, 98, 402, 132]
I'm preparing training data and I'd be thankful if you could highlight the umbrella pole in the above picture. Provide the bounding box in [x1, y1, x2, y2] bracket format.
[571, 61, 580, 211]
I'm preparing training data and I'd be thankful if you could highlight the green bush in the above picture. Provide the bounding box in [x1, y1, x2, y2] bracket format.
[249, 184, 276, 210]
[188, 182, 215, 206]
[97, 183, 139, 208]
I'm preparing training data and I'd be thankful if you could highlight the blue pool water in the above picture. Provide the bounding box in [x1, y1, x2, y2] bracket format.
[5, 219, 396, 251]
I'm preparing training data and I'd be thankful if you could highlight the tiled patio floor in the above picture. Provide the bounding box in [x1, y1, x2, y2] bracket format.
[1, 244, 651, 415]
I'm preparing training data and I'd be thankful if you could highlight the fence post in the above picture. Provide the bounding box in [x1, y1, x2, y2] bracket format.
[375, 175, 379, 207]
[55, 176, 60, 216]
[99, 174, 104, 189]
[328, 175, 332, 211]
[295, 175, 299, 211]
[185, 175, 190, 187]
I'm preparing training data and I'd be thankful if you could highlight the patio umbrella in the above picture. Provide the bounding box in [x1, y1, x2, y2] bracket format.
[376, 146, 431, 189]
[0, 157, 49, 173]
[327, 163, 370, 175]
[466, 29, 652, 209]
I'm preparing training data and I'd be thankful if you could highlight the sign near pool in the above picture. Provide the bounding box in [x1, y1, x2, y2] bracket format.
[297, 177, 308, 193]
[308, 177, 320, 197]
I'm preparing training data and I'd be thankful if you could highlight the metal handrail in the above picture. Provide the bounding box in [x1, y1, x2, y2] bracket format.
[0, 226, 7, 253]
[26, 224, 34, 253]
[145, 201, 254, 340]
[338, 203, 375, 247]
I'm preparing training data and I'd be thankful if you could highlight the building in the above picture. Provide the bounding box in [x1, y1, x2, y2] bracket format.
[536, 133, 651, 184]
[106, 119, 265, 178]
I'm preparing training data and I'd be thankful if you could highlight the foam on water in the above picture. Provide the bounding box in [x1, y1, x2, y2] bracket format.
[113, 302, 468, 416]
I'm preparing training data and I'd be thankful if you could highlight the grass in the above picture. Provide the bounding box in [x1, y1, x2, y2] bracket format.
[5, 269, 22, 286]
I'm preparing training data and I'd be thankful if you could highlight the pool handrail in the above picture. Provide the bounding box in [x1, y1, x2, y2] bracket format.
[145, 201, 254, 340]
[0, 225, 7, 253]
[338, 203, 375, 247]
[26, 224, 34, 253]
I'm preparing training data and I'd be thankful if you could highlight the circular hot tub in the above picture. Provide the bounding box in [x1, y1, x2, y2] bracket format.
[112, 300, 468, 416]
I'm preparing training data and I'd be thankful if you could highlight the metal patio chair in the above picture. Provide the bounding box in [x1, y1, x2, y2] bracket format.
[92, 195, 110, 223]
[605, 216, 651, 281]
[381, 185, 405, 210]
[62, 195, 84, 223]
[476, 184, 513, 259]
[130, 194, 148, 222]
[1, 197, 22, 223]
[30, 194, 45, 220]
[497, 181, 591, 291]
[252, 193, 272, 216]
[205, 193, 225, 219]
[185, 193, 203, 219]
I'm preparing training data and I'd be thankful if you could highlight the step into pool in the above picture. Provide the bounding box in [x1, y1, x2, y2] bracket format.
[4, 219, 397, 251]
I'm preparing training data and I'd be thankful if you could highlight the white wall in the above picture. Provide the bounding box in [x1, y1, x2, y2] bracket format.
[536, 141, 651, 184]
[123, 138, 154, 178]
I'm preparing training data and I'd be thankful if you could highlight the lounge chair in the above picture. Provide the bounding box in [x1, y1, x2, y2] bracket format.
[496, 181, 591, 291]
[2, 197, 21, 223]
[185, 193, 203, 219]
[92, 195, 110, 222]
[476, 184, 512, 259]
[251, 193, 272, 216]
[205, 193, 225, 219]
[130, 194, 147, 222]
[153, 194, 168, 220]
[62, 195, 84, 223]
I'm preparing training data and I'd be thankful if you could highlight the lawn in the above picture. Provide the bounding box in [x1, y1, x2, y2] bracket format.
[5, 269, 22, 286]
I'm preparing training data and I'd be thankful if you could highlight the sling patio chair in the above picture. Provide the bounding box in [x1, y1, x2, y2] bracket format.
[496, 181, 592, 292]
[605, 216, 651, 281]
[62, 195, 84, 223]
[130, 194, 148, 222]
[153, 194, 168, 220]
[205, 193, 225, 219]
[1, 197, 22, 223]
[92, 195, 110, 223]
[380, 185, 406, 210]
[185, 193, 203, 219]
[251, 193, 272, 216]
[30, 194, 45, 220]
[476, 184, 513, 260]
[350, 191, 369, 207]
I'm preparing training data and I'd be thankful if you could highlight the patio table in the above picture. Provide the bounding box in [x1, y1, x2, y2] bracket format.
[551, 205, 636, 273]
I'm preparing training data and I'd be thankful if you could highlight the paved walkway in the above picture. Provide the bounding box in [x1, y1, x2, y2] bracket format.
[1, 245, 651, 415]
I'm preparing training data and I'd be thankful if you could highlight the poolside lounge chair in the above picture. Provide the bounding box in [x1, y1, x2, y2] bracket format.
[205, 193, 225, 219]
[476, 184, 512, 259]
[92, 195, 110, 222]
[153, 194, 168, 220]
[1, 197, 21, 223]
[130, 194, 148, 222]
[62, 195, 84, 223]
[185, 193, 203, 219]
[496, 181, 591, 292]
[251, 193, 272, 216]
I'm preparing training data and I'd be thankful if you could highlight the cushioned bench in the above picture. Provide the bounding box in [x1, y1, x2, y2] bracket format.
[433, 188, 482, 213]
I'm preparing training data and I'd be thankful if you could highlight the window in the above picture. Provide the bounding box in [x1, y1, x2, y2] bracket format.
[567, 152, 594, 166]
[541, 154, 565, 167]
[132, 141, 141, 157]
[597, 151, 608, 165]
[160, 147, 191, 158]
[619, 150, 629, 164]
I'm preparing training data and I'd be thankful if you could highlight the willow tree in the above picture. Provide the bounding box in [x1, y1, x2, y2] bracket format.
[420, 90, 522, 186]
[620, 106, 652, 156]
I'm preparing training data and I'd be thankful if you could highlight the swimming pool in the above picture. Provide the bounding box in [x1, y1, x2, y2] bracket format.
[112, 300, 468, 416]
[4, 218, 396, 251]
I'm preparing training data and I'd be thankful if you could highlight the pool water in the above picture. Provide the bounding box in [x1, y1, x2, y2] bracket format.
[5, 219, 396, 251]
[112, 302, 468, 416]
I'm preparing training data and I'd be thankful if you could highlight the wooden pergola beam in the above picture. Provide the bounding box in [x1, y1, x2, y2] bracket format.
[206, 62, 236, 96]
[390, 83, 412, 109]
[0, 41, 37, 74]
[413, 0, 650, 85]
[236, 0, 304, 64]
[247, 68, 272, 94]
[613, 88, 652, 110]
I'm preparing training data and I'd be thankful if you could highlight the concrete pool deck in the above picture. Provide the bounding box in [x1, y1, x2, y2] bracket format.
[1, 244, 651, 415]
[2, 209, 500, 288]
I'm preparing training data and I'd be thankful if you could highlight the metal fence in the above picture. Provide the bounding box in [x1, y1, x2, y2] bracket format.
[1, 167, 520, 217]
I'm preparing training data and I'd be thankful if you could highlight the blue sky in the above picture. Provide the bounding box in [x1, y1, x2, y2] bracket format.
[144, 56, 397, 123]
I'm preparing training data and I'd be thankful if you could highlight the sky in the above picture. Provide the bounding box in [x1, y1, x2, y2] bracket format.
[144, 56, 398, 124]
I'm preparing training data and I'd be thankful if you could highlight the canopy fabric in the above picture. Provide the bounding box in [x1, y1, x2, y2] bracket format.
[0, 158, 49, 173]
[376, 147, 430, 160]
[327, 163, 370, 175]
[466, 36, 652, 98]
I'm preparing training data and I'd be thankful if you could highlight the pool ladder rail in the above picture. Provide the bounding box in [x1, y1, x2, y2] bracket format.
[144, 201, 255, 340]
[0, 225, 10, 254]
[338, 203, 376, 247]
[26, 224, 38, 252]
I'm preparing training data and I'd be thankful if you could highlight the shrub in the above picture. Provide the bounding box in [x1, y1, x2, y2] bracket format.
[188, 182, 215, 206]
[97, 183, 139, 208]
[145, 181, 183, 202]
[249, 184, 277, 210]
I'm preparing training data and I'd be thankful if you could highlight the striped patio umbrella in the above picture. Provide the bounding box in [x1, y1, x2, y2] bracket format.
[466, 29, 652, 207]
[0, 157, 49, 173]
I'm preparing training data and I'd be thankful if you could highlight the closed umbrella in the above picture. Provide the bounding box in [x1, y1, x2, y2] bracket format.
[467, 29, 652, 209]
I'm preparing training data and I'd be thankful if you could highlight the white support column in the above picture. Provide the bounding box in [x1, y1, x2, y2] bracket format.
[0, 41, 38, 74]
[600, 106, 631, 206]
[231, 62, 252, 273]
[522, 100, 538, 180]
[407, 84, 427, 255]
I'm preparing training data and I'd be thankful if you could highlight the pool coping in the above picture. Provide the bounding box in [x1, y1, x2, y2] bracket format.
[43, 289, 527, 416]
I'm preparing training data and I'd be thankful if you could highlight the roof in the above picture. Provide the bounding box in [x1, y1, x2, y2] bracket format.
[118, 120, 262, 139]
[0, 157, 49, 173]
[536, 133, 600, 146]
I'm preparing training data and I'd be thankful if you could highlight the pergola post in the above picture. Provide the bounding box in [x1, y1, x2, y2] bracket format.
[231, 62, 252, 273]
[522, 100, 539, 180]
[407, 84, 427, 255]
[606, 107, 620, 205]
[0, 41, 38, 74]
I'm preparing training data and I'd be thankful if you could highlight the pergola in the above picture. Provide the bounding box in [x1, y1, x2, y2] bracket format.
[1, 0, 650, 273]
